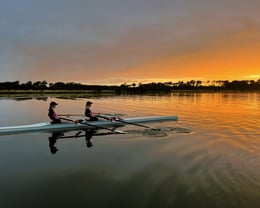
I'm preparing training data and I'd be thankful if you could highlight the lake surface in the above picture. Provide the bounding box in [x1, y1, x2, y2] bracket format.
[0, 92, 259, 208]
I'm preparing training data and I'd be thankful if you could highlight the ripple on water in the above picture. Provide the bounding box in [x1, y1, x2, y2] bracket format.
[206, 133, 260, 207]
[126, 126, 192, 137]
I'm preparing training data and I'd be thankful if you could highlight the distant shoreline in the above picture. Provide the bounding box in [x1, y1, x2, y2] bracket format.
[0, 89, 259, 95]
[0, 80, 259, 93]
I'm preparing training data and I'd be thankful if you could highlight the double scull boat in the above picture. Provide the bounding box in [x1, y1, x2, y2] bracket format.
[0, 116, 178, 136]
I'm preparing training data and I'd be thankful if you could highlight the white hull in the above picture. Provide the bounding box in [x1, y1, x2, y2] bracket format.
[0, 116, 178, 136]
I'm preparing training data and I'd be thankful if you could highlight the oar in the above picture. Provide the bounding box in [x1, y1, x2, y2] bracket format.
[58, 116, 78, 123]
[97, 115, 160, 131]
[58, 116, 126, 134]
[54, 132, 117, 139]
[96, 115, 116, 121]
[116, 118, 159, 130]
[58, 114, 83, 117]
[58, 113, 127, 117]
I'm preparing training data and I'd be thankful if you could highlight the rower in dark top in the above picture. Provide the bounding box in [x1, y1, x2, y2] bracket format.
[48, 101, 61, 124]
[85, 101, 98, 121]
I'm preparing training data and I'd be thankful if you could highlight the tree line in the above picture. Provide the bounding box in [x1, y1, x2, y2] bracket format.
[0, 79, 259, 92]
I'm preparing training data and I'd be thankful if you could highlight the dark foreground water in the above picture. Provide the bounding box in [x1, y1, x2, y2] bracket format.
[0, 93, 259, 208]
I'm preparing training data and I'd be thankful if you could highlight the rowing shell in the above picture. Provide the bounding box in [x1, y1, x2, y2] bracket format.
[0, 116, 178, 136]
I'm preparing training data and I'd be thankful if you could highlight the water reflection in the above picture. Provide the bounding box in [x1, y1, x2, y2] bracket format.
[48, 129, 114, 154]
[49, 132, 63, 154]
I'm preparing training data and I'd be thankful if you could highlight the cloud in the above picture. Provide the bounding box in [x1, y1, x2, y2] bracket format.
[1, 0, 260, 82]
[116, 25, 260, 81]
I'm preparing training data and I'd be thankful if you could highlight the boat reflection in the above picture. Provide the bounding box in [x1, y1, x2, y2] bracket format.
[48, 129, 114, 154]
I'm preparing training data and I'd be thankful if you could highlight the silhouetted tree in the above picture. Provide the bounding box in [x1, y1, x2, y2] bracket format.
[0, 79, 259, 92]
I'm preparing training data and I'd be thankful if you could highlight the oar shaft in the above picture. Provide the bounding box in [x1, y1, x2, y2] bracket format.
[115, 119, 151, 128]
[58, 113, 114, 117]
[97, 114, 154, 129]
[58, 114, 84, 117]
[59, 113, 126, 117]
[59, 117, 78, 123]
[81, 122, 126, 134]
[96, 115, 115, 121]
[59, 116, 125, 133]
[81, 122, 110, 131]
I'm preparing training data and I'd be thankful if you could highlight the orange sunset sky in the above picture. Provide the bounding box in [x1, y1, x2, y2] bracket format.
[1, 0, 260, 84]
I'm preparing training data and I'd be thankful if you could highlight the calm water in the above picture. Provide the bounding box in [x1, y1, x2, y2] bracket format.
[0, 92, 259, 208]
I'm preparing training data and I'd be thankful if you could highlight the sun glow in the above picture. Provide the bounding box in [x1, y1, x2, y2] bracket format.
[244, 74, 260, 80]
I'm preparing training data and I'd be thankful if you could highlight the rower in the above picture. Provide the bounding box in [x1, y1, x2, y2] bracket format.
[85, 129, 95, 148]
[48, 101, 61, 124]
[85, 101, 99, 121]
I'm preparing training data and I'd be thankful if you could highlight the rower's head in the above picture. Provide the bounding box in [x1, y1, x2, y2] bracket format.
[50, 146, 58, 154]
[86, 101, 93, 107]
[86, 141, 93, 148]
[50, 101, 58, 108]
